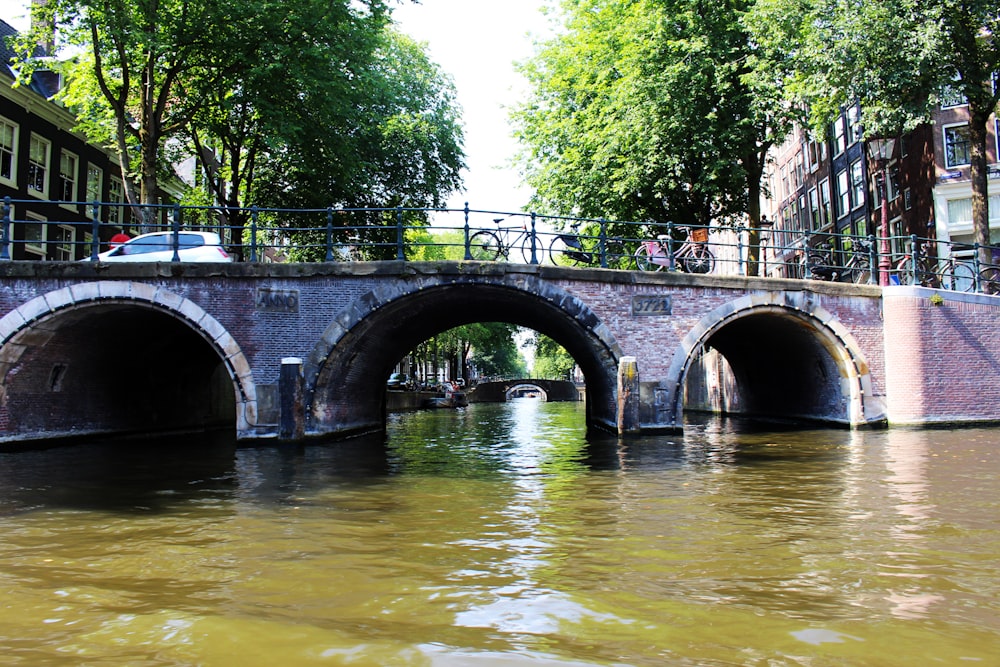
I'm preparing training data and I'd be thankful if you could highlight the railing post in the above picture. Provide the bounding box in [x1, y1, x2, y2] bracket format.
[803, 230, 812, 279]
[529, 212, 538, 264]
[910, 234, 919, 282]
[666, 220, 676, 271]
[325, 206, 334, 261]
[90, 202, 101, 261]
[463, 202, 472, 260]
[737, 226, 745, 275]
[868, 234, 878, 285]
[599, 218, 608, 268]
[396, 205, 405, 260]
[250, 206, 259, 263]
[973, 241, 981, 293]
[1, 196, 10, 260]
[171, 203, 181, 262]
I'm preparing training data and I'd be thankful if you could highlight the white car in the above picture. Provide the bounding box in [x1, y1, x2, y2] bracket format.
[96, 231, 232, 262]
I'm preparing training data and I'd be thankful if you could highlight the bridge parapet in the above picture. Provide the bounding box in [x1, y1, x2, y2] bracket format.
[1, 260, 997, 447]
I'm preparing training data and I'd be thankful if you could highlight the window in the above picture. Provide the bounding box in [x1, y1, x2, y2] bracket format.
[52, 224, 75, 261]
[940, 81, 967, 108]
[904, 188, 912, 211]
[819, 179, 832, 229]
[847, 106, 862, 145]
[0, 117, 17, 185]
[833, 117, 846, 156]
[59, 150, 78, 203]
[887, 163, 900, 201]
[27, 134, 50, 196]
[23, 213, 46, 258]
[850, 160, 865, 210]
[86, 164, 103, 206]
[945, 124, 971, 168]
[836, 169, 850, 218]
[947, 198, 972, 226]
[109, 177, 125, 225]
[809, 187, 820, 230]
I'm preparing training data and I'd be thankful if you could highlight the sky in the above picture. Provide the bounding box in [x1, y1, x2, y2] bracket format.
[0, 0, 554, 215]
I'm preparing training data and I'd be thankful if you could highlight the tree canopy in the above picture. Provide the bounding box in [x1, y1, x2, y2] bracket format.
[13, 0, 465, 249]
[512, 0, 793, 273]
[745, 0, 1000, 262]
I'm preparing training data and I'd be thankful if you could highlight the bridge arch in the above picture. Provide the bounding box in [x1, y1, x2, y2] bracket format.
[0, 281, 256, 441]
[662, 291, 882, 428]
[303, 274, 624, 437]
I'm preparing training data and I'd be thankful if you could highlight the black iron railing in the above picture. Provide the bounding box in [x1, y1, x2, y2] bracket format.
[1, 196, 998, 294]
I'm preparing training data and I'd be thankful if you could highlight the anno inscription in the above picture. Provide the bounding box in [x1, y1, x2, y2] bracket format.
[256, 288, 300, 314]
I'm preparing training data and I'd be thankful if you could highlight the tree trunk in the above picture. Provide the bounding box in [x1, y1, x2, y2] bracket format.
[968, 101, 992, 269]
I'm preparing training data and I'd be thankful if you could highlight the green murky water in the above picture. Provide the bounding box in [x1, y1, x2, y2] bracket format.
[1, 400, 998, 665]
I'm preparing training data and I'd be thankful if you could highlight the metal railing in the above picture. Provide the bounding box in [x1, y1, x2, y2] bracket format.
[1, 196, 998, 294]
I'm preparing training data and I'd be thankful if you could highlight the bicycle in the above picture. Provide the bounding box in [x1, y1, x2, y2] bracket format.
[807, 239, 871, 284]
[894, 250, 976, 292]
[547, 222, 630, 268]
[467, 217, 541, 263]
[634, 226, 714, 273]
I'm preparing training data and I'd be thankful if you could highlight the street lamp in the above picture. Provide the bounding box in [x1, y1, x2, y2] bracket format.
[867, 136, 896, 286]
[759, 214, 773, 276]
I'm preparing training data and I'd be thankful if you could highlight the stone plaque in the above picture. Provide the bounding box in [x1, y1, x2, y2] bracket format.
[256, 288, 299, 314]
[631, 294, 671, 316]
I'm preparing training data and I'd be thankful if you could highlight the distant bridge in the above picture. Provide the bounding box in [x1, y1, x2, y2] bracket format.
[1, 260, 999, 447]
[469, 379, 582, 403]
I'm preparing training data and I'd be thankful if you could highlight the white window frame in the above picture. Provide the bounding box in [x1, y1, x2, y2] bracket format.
[819, 178, 831, 229]
[23, 212, 47, 258]
[850, 160, 865, 210]
[51, 224, 76, 261]
[59, 149, 78, 208]
[833, 117, 846, 156]
[108, 177, 124, 225]
[0, 116, 18, 186]
[944, 123, 971, 168]
[836, 169, 850, 218]
[27, 134, 51, 198]
[86, 163, 103, 214]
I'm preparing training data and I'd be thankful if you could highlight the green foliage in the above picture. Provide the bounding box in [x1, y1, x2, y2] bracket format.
[531, 334, 576, 380]
[745, 0, 1000, 264]
[11, 0, 464, 251]
[513, 0, 791, 237]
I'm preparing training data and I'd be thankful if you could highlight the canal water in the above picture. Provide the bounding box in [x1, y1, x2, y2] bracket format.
[1, 400, 998, 666]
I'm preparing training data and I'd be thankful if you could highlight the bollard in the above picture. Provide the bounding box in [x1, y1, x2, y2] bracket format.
[279, 357, 305, 441]
[617, 356, 639, 435]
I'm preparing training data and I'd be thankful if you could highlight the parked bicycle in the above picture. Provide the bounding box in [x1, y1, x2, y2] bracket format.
[547, 222, 629, 268]
[807, 238, 871, 284]
[468, 217, 540, 263]
[893, 243, 975, 292]
[634, 225, 714, 273]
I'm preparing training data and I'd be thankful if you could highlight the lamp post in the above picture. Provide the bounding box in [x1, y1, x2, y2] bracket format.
[867, 137, 896, 286]
[759, 215, 773, 276]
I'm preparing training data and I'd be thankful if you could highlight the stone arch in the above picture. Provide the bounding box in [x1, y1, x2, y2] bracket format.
[505, 383, 549, 401]
[661, 291, 882, 428]
[0, 281, 257, 437]
[302, 273, 624, 437]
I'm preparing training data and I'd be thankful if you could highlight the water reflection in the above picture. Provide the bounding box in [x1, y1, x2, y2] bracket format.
[0, 403, 998, 665]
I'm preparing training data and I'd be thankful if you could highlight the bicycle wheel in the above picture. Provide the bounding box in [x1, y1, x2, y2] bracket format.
[548, 235, 588, 265]
[944, 261, 976, 292]
[683, 244, 715, 274]
[518, 233, 543, 264]
[469, 230, 503, 261]
[602, 239, 630, 269]
[979, 267, 1000, 295]
[849, 255, 872, 285]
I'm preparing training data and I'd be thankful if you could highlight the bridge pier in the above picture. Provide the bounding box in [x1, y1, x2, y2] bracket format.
[617, 356, 639, 434]
[279, 357, 305, 440]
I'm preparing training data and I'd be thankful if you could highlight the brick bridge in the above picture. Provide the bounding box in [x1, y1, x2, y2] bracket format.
[470, 379, 582, 403]
[1, 261, 998, 447]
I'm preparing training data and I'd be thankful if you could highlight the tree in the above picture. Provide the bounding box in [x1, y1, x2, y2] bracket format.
[531, 334, 576, 380]
[513, 0, 794, 274]
[746, 0, 1000, 266]
[14, 1, 464, 254]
